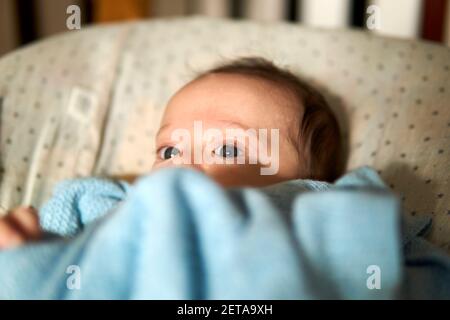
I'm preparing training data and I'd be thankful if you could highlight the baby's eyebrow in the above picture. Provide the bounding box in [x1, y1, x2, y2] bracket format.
[156, 123, 171, 138]
[156, 120, 250, 137]
[214, 120, 251, 131]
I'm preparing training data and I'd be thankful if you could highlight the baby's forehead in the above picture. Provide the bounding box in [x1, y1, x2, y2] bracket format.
[191, 72, 295, 96]
[161, 73, 302, 143]
[173, 73, 303, 115]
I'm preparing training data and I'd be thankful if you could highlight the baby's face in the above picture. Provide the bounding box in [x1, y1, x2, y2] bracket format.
[152, 73, 305, 187]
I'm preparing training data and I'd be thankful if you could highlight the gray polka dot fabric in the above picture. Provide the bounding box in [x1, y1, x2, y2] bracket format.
[0, 17, 449, 251]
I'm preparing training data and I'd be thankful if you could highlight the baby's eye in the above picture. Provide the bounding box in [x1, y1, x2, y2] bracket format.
[159, 146, 181, 160]
[213, 144, 242, 158]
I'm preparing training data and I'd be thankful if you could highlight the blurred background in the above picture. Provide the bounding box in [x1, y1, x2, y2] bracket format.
[1, 0, 450, 57]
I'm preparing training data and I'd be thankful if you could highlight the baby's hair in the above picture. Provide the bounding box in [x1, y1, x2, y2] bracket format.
[196, 56, 341, 182]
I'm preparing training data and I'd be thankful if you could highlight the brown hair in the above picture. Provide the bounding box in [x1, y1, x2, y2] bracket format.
[197, 56, 341, 182]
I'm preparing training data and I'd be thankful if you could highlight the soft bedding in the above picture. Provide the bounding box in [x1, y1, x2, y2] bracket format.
[0, 166, 449, 299]
[1, 18, 449, 252]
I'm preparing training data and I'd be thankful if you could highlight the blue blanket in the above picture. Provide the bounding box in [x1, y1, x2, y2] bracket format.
[0, 167, 449, 299]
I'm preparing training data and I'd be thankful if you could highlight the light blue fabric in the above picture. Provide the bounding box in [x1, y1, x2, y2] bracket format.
[39, 178, 130, 237]
[0, 166, 449, 299]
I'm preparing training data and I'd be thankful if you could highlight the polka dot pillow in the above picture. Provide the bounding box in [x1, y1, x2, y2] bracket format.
[0, 17, 448, 252]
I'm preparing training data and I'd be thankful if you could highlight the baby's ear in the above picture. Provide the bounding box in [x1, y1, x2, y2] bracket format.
[109, 174, 139, 184]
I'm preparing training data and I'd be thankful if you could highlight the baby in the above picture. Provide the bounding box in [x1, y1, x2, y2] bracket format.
[0, 56, 341, 249]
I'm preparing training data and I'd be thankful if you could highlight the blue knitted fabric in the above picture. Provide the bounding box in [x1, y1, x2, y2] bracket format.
[0, 167, 448, 299]
[39, 178, 130, 237]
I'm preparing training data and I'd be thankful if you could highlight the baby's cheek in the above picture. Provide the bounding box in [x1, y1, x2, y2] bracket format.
[151, 160, 171, 171]
[151, 159, 204, 174]
[204, 163, 282, 187]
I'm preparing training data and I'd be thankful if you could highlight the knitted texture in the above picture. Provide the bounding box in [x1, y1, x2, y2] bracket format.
[39, 178, 130, 237]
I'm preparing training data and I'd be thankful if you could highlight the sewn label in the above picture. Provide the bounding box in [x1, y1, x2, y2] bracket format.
[67, 87, 98, 123]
